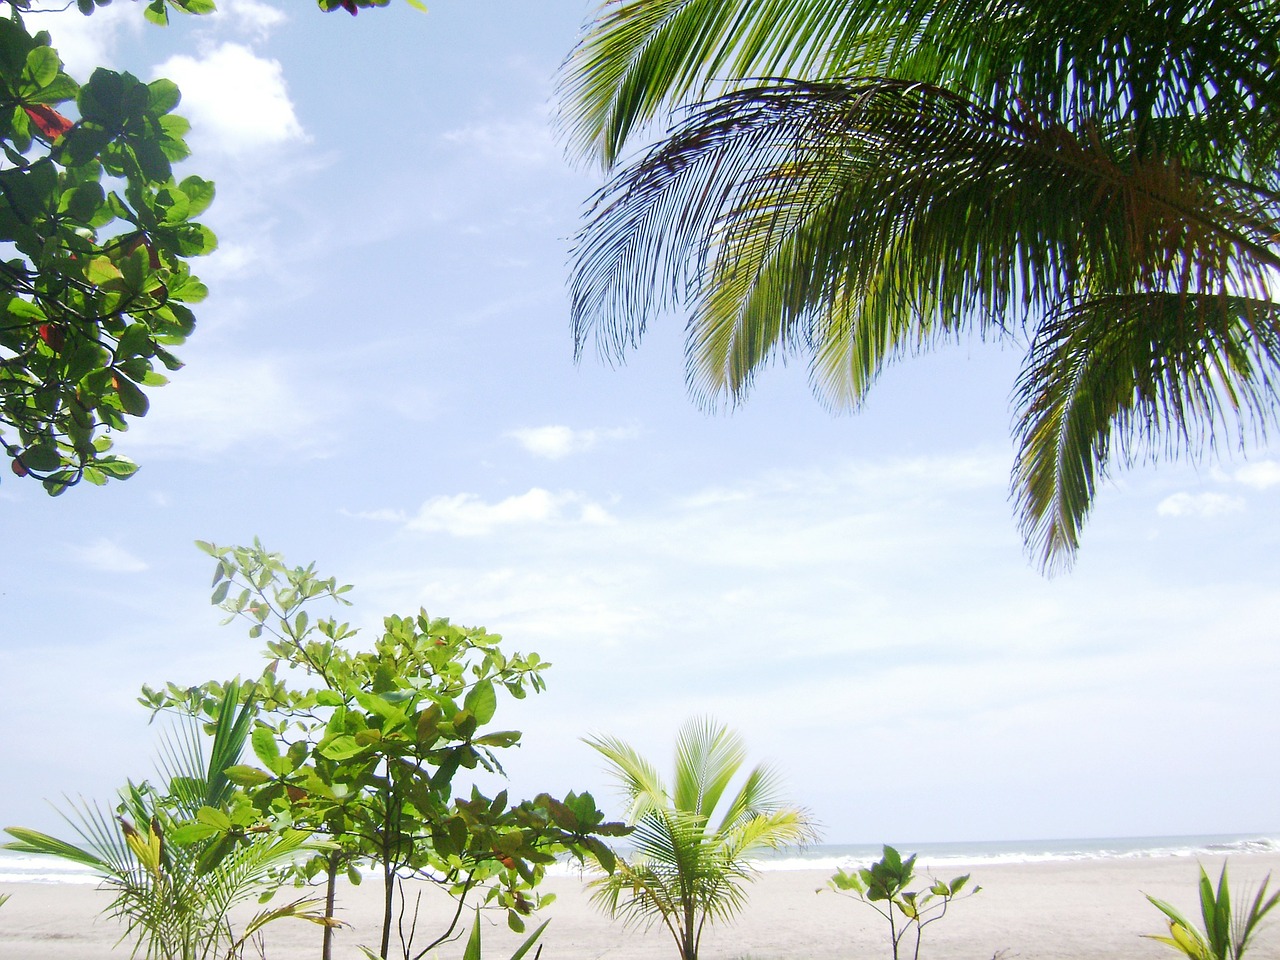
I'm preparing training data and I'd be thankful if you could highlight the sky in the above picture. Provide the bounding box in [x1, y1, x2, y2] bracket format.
[1, 0, 1278, 847]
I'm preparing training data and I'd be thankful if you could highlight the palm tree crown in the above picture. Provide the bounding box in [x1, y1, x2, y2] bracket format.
[558, 0, 1280, 570]
[585, 718, 815, 960]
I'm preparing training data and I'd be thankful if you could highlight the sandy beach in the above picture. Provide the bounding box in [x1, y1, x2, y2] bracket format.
[2, 853, 1278, 959]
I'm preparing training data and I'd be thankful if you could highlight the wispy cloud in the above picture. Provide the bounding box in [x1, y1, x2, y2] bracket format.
[405, 489, 612, 536]
[1234, 460, 1280, 490]
[441, 113, 556, 168]
[507, 425, 637, 459]
[70, 539, 149, 574]
[119, 356, 334, 459]
[153, 43, 305, 155]
[1156, 491, 1246, 517]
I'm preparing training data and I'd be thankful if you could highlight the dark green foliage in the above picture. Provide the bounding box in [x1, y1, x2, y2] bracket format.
[0, 0, 419, 493]
[0, 8, 214, 492]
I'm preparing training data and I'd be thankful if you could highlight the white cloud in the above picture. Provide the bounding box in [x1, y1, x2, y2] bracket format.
[70, 539, 148, 573]
[1235, 460, 1280, 490]
[26, 4, 139, 78]
[1156, 491, 1245, 518]
[508, 425, 637, 459]
[404, 489, 611, 536]
[343, 508, 409, 523]
[213, 0, 287, 40]
[153, 44, 305, 155]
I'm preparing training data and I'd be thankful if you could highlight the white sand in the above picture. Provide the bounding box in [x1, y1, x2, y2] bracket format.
[2, 854, 1278, 959]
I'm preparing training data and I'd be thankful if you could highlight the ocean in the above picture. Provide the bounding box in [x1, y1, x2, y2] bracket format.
[1, 834, 1276, 885]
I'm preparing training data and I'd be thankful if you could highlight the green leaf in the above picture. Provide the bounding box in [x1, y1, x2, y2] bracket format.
[144, 0, 169, 25]
[147, 78, 181, 114]
[223, 764, 273, 787]
[251, 726, 282, 769]
[23, 46, 60, 90]
[3, 827, 108, 871]
[113, 375, 149, 416]
[85, 256, 122, 285]
[18, 443, 60, 472]
[195, 806, 233, 831]
[464, 679, 497, 725]
[463, 911, 483, 960]
[318, 736, 366, 761]
[169, 822, 221, 844]
[178, 175, 215, 217]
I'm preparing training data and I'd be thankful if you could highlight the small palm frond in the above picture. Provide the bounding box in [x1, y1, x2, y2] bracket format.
[156, 680, 253, 819]
[719, 807, 815, 861]
[672, 717, 746, 818]
[1014, 293, 1280, 570]
[714, 762, 787, 834]
[585, 733, 670, 822]
[587, 718, 813, 960]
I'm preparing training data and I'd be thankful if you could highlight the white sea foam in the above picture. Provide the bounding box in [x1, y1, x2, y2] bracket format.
[2, 835, 1275, 885]
[0, 852, 101, 885]
[743, 835, 1280, 873]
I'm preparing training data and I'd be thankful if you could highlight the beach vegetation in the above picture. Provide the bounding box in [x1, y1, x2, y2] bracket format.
[139, 540, 627, 960]
[1146, 862, 1280, 960]
[826, 846, 979, 960]
[4, 680, 336, 960]
[557, 0, 1280, 572]
[584, 717, 816, 960]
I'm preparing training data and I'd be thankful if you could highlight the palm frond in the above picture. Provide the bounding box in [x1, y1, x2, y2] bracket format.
[559, 0, 1280, 174]
[714, 762, 788, 834]
[584, 733, 670, 822]
[1014, 293, 1280, 570]
[573, 74, 1280, 565]
[672, 718, 746, 818]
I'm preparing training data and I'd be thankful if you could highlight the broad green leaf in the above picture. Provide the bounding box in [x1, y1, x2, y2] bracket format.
[252, 726, 282, 768]
[223, 764, 273, 787]
[464, 679, 497, 725]
[18, 443, 60, 472]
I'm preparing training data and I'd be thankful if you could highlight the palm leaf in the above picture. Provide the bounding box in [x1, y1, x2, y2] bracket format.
[1014, 294, 1280, 570]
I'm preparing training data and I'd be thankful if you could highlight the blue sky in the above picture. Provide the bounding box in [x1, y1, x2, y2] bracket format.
[2, 0, 1278, 845]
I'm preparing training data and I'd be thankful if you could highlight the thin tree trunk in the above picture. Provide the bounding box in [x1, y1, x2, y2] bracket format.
[380, 859, 394, 959]
[322, 851, 339, 960]
[380, 786, 395, 959]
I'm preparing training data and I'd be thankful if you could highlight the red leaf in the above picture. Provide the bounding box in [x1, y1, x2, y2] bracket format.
[340, 0, 358, 12]
[10, 458, 28, 477]
[38, 323, 65, 352]
[24, 104, 74, 141]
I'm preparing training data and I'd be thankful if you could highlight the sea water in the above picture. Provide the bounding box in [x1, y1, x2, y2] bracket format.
[2, 834, 1275, 885]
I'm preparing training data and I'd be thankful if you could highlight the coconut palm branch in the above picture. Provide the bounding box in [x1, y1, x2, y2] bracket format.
[559, 0, 1280, 570]
[585, 718, 815, 960]
[559, 0, 1279, 171]
[566, 65, 1280, 569]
